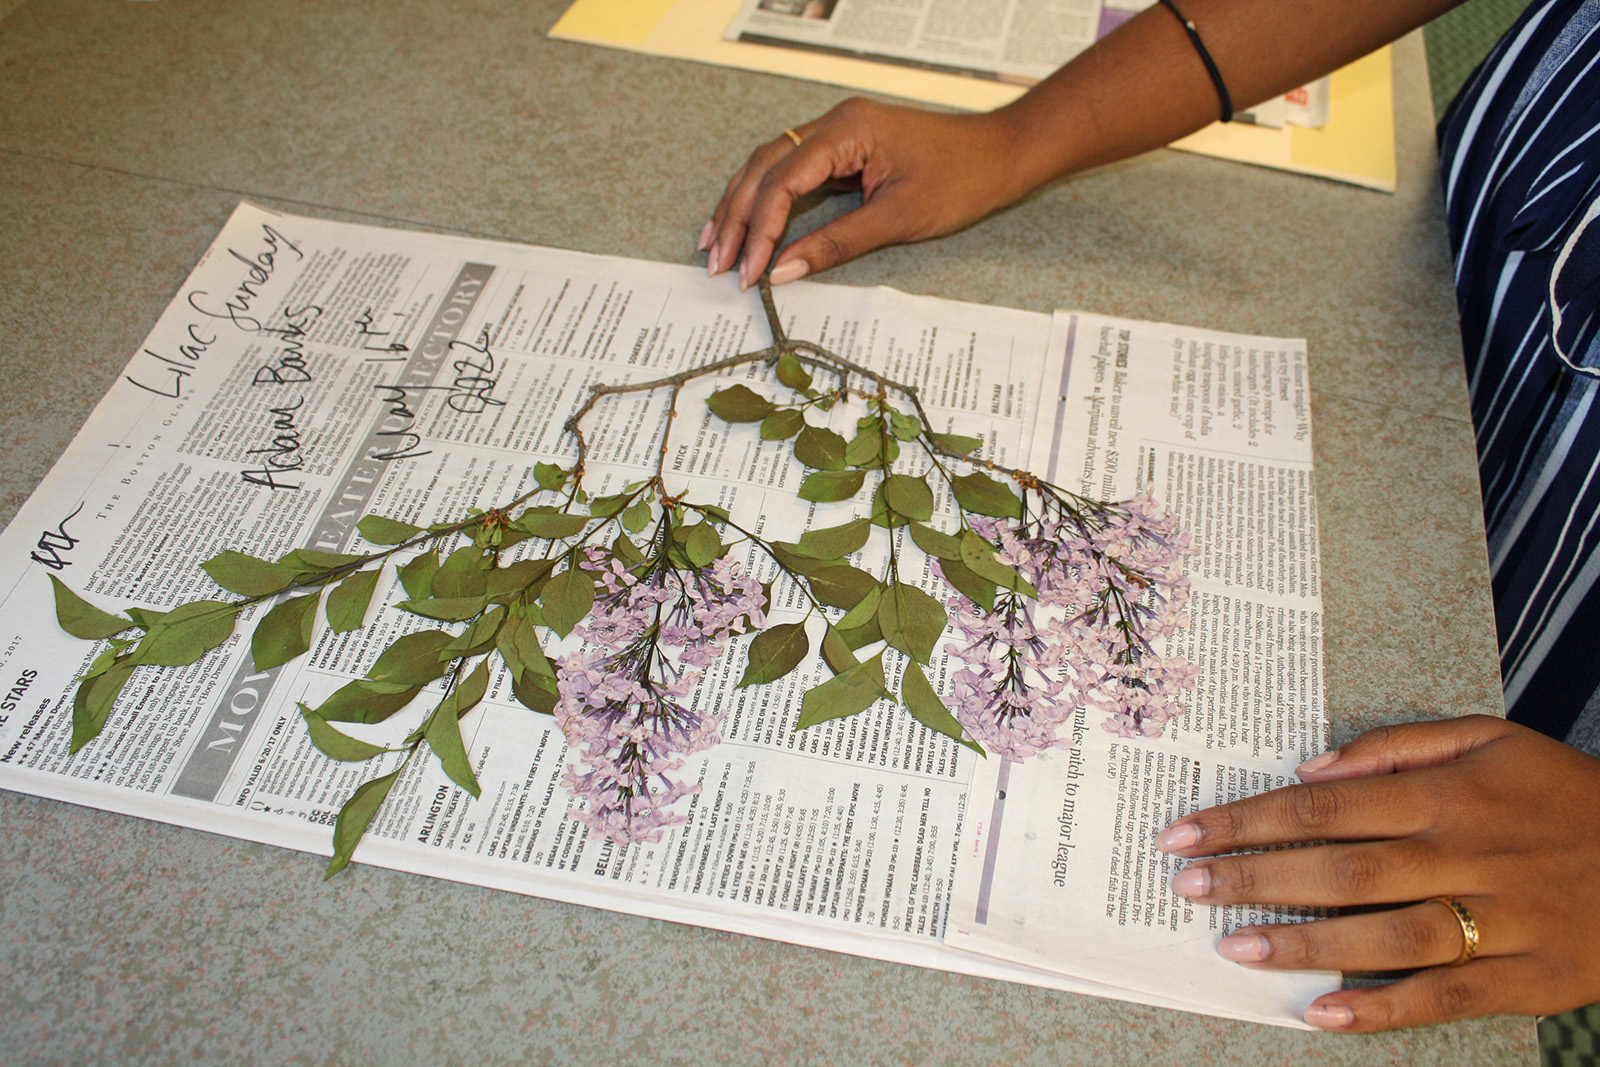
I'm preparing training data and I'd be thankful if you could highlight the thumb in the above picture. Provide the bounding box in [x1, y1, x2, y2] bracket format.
[1296, 714, 1511, 781]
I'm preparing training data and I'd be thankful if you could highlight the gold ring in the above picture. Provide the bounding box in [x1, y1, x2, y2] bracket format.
[1430, 895, 1480, 966]
[782, 128, 803, 147]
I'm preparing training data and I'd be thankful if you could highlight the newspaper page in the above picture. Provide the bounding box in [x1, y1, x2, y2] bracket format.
[723, 0, 1102, 84]
[945, 311, 1336, 1025]
[0, 202, 1331, 1027]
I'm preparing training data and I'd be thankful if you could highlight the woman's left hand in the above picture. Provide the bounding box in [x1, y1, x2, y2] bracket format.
[1156, 714, 1600, 1030]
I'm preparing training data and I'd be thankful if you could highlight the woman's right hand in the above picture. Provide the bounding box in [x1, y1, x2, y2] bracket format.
[702, 98, 1037, 290]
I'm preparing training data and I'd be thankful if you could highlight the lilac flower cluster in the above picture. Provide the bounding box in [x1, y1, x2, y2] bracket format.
[941, 488, 1199, 759]
[555, 549, 765, 844]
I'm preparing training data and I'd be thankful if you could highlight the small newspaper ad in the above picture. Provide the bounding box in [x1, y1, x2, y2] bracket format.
[0, 203, 1333, 1027]
[723, 0, 1329, 125]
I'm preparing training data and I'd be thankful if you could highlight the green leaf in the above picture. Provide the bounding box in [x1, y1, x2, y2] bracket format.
[707, 384, 776, 422]
[612, 534, 645, 568]
[424, 660, 488, 798]
[78, 638, 131, 681]
[883, 474, 935, 521]
[326, 765, 405, 878]
[356, 514, 423, 546]
[367, 629, 456, 685]
[124, 607, 163, 629]
[683, 522, 723, 569]
[279, 548, 366, 574]
[930, 431, 984, 456]
[398, 594, 491, 622]
[960, 530, 1039, 596]
[200, 551, 296, 597]
[793, 425, 846, 470]
[132, 600, 239, 667]
[433, 545, 489, 599]
[497, 612, 556, 682]
[909, 521, 963, 561]
[540, 563, 595, 638]
[312, 677, 422, 724]
[487, 558, 556, 602]
[621, 498, 652, 534]
[901, 662, 983, 754]
[326, 567, 381, 633]
[808, 564, 880, 612]
[951, 472, 1022, 519]
[870, 483, 911, 531]
[512, 669, 559, 714]
[836, 614, 884, 651]
[795, 517, 871, 560]
[49, 576, 133, 640]
[760, 408, 805, 441]
[298, 703, 395, 761]
[738, 622, 809, 687]
[889, 409, 923, 441]
[935, 556, 996, 612]
[534, 461, 567, 491]
[399, 549, 439, 600]
[70, 656, 135, 752]
[588, 493, 630, 519]
[798, 469, 865, 503]
[836, 583, 882, 629]
[516, 507, 591, 539]
[820, 626, 860, 674]
[797, 652, 886, 729]
[876, 582, 947, 664]
[443, 605, 506, 659]
[775, 353, 813, 391]
[250, 593, 320, 671]
[844, 425, 883, 468]
[769, 543, 830, 576]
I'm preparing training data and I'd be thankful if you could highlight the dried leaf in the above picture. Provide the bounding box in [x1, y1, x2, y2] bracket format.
[70, 656, 135, 752]
[795, 517, 871, 560]
[901, 662, 982, 754]
[298, 703, 394, 761]
[951, 472, 1022, 520]
[960, 530, 1039, 597]
[793, 425, 847, 470]
[808, 564, 879, 612]
[512, 669, 559, 714]
[326, 567, 381, 632]
[798, 469, 865, 503]
[312, 677, 423, 724]
[398, 594, 491, 622]
[424, 660, 488, 798]
[909, 521, 963, 561]
[540, 563, 595, 638]
[843, 425, 883, 468]
[356, 514, 423, 546]
[797, 652, 886, 729]
[433, 545, 489, 599]
[132, 600, 239, 667]
[935, 556, 996, 612]
[775, 353, 812, 391]
[707, 384, 776, 422]
[515, 507, 590, 539]
[683, 522, 723, 569]
[883, 474, 934, 521]
[399, 549, 439, 600]
[820, 626, 860, 674]
[877, 582, 946, 665]
[250, 593, 320, 671]
[889, 410, 923, 441]
[279, 548, 367, 574]
[49, 576, 133, 640]
[534, 461, 567, 491]
[326, 764, 405, 878]
[930, 431, 984, 455]
[738, 622, 809, 688]
[201, 551, 296, 597]
[588, 493, 630, 518]
[366, 629, 455, 685]
[622, 498, 652, 534]
[835, 583, 882, 629]
[760, 408, 805, 441]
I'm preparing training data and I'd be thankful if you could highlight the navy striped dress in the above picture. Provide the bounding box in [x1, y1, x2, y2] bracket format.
[1438, 0, 1600, 746]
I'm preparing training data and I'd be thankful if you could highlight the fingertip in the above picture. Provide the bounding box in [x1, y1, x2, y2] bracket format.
[1154, 820, 1200, 853]
[769, 258, 809, 286]
[1303, 1002, 1356, 1030]
[1296, 749, 1341, 778]
[696, 219, 715, 253]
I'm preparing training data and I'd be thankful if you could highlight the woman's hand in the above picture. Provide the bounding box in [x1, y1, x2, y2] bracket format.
[701, 98, 1040, 290]
[1156, 715, 1600, 1030]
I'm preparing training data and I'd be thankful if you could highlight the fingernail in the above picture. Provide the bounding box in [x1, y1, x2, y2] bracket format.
[1155, 822, 1200, 853]
[707, 241, 721, 277]
[1217, 933, 1270, 962]
[738, 257, 751, 291]
[697, 219, 715, 252]
[769, 259, 809, 286]
[1304, 1003, 1355, 1030]
[1298, 750, 1340, 776]
[1171, 866, 1211, 899]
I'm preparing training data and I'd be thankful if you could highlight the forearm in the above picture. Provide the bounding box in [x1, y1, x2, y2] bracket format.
[991, 0, 1465, 195]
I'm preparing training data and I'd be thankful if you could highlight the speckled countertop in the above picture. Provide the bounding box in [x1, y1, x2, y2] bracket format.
[0, 0, 1530, 1063]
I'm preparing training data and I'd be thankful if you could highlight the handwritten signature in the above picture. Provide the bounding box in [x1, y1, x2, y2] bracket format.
[29, 503, 84, 571]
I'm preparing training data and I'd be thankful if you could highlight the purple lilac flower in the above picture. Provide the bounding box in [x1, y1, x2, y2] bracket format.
[555, 547, 765, 844]
[942, 487, 1198, 757]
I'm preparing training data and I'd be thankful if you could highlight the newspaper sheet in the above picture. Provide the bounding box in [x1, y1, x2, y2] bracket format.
[0, 202, 1333, 1027]
[946, 310, 1335, 1021]
[723, 0, 1103, 84]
